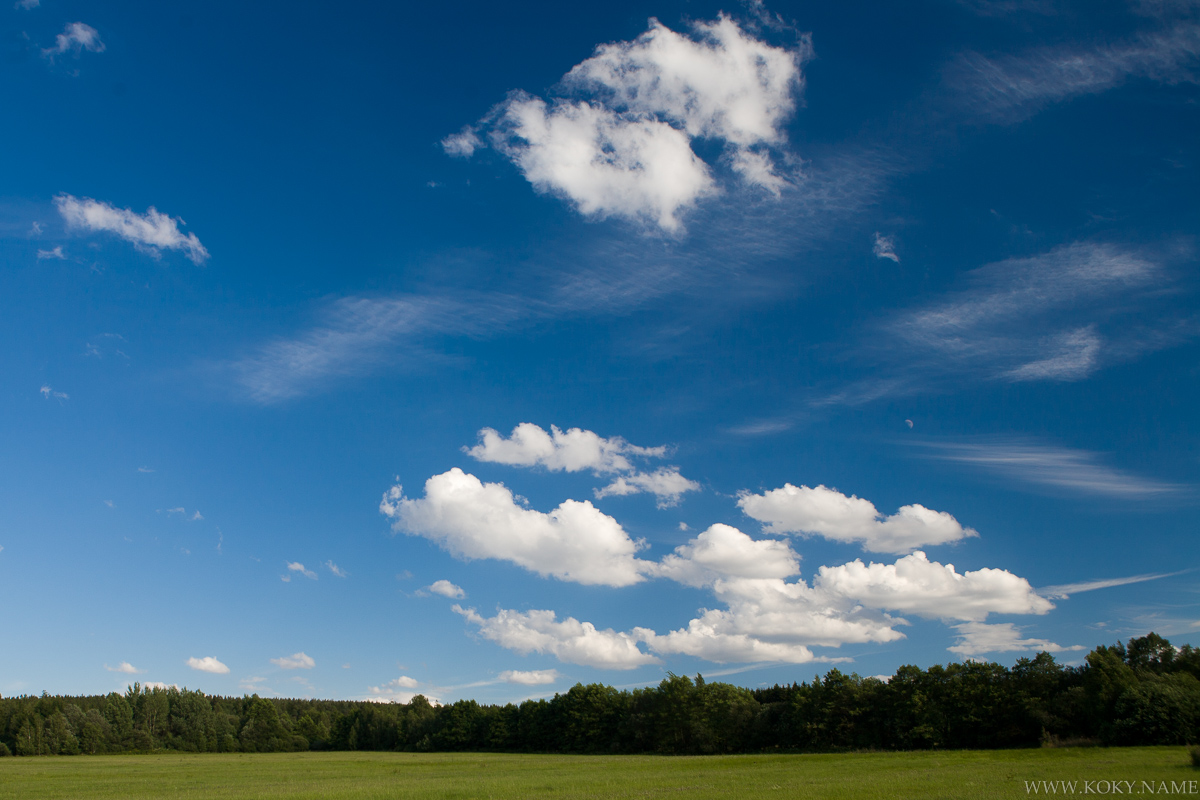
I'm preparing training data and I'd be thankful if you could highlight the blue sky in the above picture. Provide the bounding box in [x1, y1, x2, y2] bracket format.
[1, 0, 1197, 703]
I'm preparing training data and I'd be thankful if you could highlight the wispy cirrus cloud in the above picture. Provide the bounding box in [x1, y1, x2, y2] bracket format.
[911, 438, 1184, 499]
[948, 16, 1200, 124]
[222, 293, 526, 403]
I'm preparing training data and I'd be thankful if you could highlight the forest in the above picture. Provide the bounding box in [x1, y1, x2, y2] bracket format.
[2, 633, 1197, 757]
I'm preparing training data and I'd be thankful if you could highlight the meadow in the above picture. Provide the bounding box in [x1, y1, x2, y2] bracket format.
[0, 747, 1194, 800]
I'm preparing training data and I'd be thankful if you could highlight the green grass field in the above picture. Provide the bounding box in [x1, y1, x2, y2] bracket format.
[0, 748, 1194, 799]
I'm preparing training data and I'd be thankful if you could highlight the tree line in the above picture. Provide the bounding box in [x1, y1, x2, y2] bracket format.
[2, 633, 1197, 757]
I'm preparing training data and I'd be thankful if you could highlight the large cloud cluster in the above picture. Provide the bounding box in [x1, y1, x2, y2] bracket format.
[385, 425, 1069, 668]
[445, 15, 808, 232]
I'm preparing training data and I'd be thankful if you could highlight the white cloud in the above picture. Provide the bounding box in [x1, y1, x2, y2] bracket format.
[105, 662, 140, 674]
[138, 466, 154, 473]
[39, 385, 68, 400]
[366, 676, 426, 703]
[913, 439, 1181, 498]
[441, 126, 482, 157]
[426, 579, 465, 599]
[459, 15, 807, 231]
[381, 469, 651, 587]
[948, 622, 1085, 658]
[43, 22, 105, 58]
[1003, 326, 1101, 382]
[36, 246, 65, 260]
[29, 221, 43, 235]
[738, 483, 977, 553]
[270, 652, 315, 670]
[499, 669, 559, 685]
[55, 194, 208, 264]
[226, 294, 525, 403]
[15, 0, 40, 9]
[186, 656, 230, 674]
[325, 560, 348, 578]
[286, 561, 317, 580]
[650, 523, 799, 588]
[1040, 570, 1184, 599]
[493, 96, 716, 232]
[872, 232, 899, 262]
[189, 510, 204, 522]
[466, 422, 664, 474]
[455, 605, 659, 669]
[144, 682, 180, 691]
[815, 551, 1053, 621]
[467, 423, 698, 506]
[827, 241, 1183, 401]
[594, 467, 701, 508]
[642, 541, 1051, 663]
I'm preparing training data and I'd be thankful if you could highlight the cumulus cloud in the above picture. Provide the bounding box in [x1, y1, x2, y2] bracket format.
[426, 579, 465, 599]
[466, 423, 698, 506]
[738, 483, 977, 553]
[493, 96, 715, 232]
[499, 669, 559, 685]
[873, 232, 899, 262]
[948, 622, 1084, 658]
[451, 14, 808, 231]
[270, 652, 315, 670]
[55, 194, 209, 264]
[645, 527, 906, 661]
[43, 22, 105, 58]
[455, 605, 659, 669]
[446, 522, 1049, 667]
[105, 662, 141, 674]
[815, 551, 1053, 621]
[638, 527, 1052, 663]
[594, 467, 701, 508]
[650, 523, 800, 588]
[186, 656, 230, 674]
[367, 676, 425, 703]
[381, 469, 651, 587]
[466, 423, 664, 473]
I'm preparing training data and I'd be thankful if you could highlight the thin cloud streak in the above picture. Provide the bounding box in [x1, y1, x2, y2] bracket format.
[1040, 570, 1187, 600]
[948, 19, 1200, 124]
[219, 150, 893, 405]
[912, 439, 1184, 499]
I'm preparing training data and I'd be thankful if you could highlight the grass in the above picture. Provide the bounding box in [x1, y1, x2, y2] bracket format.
[0, 747, 1194, 799]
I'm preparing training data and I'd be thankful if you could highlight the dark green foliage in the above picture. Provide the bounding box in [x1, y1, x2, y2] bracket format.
[1, 633, 1197, 757]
